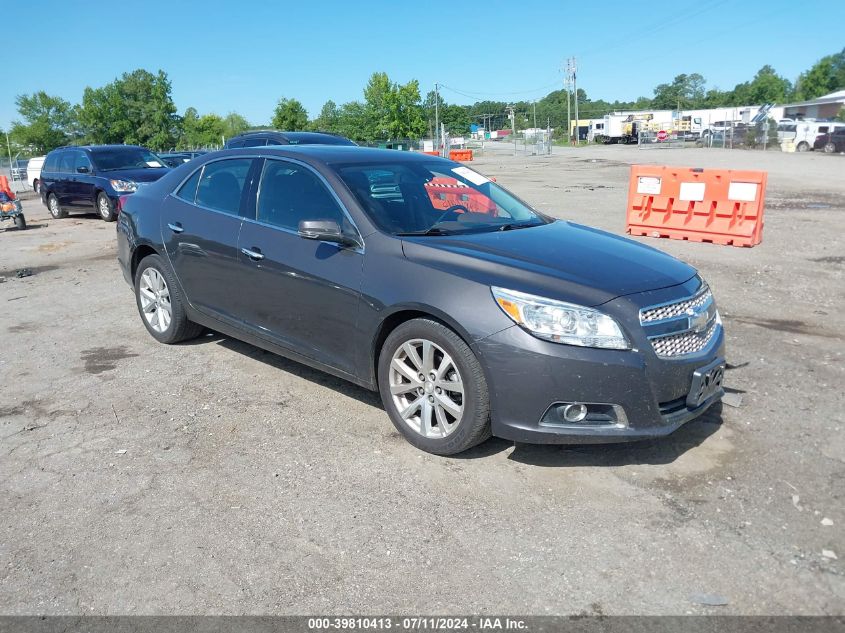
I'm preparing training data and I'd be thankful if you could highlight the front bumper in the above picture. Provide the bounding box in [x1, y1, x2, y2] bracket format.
[473, 320, 726, 445]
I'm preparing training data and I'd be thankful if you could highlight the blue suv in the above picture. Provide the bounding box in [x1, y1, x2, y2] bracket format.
[40, 145, 170, 221]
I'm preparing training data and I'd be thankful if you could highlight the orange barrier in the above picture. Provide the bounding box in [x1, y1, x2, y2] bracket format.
[424, 177, 496, 215]
[626, 165, 767, 247]
[449, 149, 473, 161]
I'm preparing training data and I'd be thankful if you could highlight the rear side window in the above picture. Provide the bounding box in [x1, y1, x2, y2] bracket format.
[43, 152, 60, 173]
[58, 152, 75, 173]
[241, 137, 268, 147]
[195, 159, 253, 215]
[175, 168, 202, 203]
[227, 140, 243, 149]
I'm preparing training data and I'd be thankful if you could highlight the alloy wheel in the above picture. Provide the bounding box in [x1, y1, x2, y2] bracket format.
[138, 268, 172, 333]
[49, 196, 59, 217]
[389, 338, 464, 438]
[99, 195, 111, 219]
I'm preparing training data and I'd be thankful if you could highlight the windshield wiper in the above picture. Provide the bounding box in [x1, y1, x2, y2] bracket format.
[497, 222, 542, 231]
[395, 227, 453, 237]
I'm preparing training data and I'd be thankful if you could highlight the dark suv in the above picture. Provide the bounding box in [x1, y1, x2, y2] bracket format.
[40, 145, 170, 222]
[224, 130, 356, 149]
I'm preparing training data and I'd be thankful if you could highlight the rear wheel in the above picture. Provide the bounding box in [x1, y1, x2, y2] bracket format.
[33, 180, 40, 195]
[797, 141, 809, 152]
[378, 318, 491, 455]
[14, 214, 26, 230]
[48, 193, 66, 219]
[824, 142, 836, 154]
[134, 254, 203, 344]
[97, 192, 116, 222]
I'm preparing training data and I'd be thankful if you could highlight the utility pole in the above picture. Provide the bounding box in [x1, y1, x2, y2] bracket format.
[506, 105, 516, 155]
[564, 58, 575, 145]
[434, 82, 440, 152]
[571, 57, 579, 145]
[533, 101, 537, 130]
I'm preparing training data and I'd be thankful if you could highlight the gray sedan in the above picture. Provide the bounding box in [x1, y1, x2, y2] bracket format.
[117, 146, 725, 455]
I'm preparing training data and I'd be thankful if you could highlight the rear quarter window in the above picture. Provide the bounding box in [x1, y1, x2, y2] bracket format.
[175, 168, 202, 203]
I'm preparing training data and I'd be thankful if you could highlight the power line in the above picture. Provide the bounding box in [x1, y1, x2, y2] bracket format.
[439, 79, 562, 100]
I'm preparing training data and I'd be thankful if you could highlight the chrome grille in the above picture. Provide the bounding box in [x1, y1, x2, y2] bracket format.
[651, 318, 718, 358]
[640, 285, 711, 323]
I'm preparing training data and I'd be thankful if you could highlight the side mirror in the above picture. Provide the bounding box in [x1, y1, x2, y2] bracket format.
[298, 219, 360, 249]
[77, 166, 90, 174]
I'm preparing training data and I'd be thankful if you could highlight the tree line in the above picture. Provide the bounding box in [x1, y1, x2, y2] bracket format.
[7, 47, 844, 155]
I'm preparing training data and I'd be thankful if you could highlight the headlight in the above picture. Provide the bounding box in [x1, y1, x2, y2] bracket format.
[491, 287, 629, 349]
[110, 179, 137, 192]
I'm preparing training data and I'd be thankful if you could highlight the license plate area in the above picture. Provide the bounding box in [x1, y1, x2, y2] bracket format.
[686, 358, 726, 408]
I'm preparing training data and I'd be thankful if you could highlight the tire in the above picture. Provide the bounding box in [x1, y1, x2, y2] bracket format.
[824, 142, 835, 154]
[14, 214, 26, 230]
[377, 318, 491, 455]
[797, 141, 809, 152]
[33, 180, 40, 195]
[134, 254, 203, 344]
[97, 192, 116, 222]
[48, 193, 67, 219]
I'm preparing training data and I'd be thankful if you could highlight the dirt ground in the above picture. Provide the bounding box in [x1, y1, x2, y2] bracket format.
[0, 146, 842, 615]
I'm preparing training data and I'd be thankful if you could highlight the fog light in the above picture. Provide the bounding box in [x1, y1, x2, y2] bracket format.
[562, 403, 588, 423]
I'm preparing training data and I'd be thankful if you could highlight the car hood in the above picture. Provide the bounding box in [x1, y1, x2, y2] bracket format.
[100, 167, 170, 183]
[400, 220, 697, 306]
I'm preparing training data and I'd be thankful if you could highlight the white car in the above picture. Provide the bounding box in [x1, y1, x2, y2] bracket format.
[27, 156, 46, 194]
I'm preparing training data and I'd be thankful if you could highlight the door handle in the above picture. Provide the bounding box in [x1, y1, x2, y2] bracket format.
[241, 247, 264, 261]
[168, 222, 184, 233]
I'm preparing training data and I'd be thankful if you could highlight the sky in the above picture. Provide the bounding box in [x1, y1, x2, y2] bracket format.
[4, 0, 844, 128]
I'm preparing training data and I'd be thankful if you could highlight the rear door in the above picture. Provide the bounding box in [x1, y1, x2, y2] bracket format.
[55, 151, 76, 206]
[160, 157, 258, 325]
[235, 158, 364, 374]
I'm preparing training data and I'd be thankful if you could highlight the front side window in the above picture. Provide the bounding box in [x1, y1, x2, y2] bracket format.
[75, 152, 93, 172]
[336, 161, 548, 236]
[257, 160, 344, 231]
[195, 159, 253, 215]
[90, 148, 165, 171]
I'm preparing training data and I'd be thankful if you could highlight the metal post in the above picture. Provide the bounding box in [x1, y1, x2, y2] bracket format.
[507, 105, 516, 155]
[6, 132, 16, 193]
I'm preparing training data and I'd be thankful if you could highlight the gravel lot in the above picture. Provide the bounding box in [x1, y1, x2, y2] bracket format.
[0, 146, 842, 615]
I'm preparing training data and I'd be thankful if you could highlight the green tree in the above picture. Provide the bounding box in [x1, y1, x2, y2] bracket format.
[9, 92, 77, 152]
[222, 112, 250, 139]
[78, 69, 178, 149]
[362, 72, 426, 140]
[335, 101, 367, 141]
[272, 98, 308, 131]
[730, 66, 792, 104]
[310, 100, 340, 133]
[794, 48, 845, 100]
[652, 73, 706, 109]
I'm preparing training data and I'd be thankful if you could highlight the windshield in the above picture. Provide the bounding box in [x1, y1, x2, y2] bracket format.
[91, 148, 166, 171]
[336, 161, 548, 235]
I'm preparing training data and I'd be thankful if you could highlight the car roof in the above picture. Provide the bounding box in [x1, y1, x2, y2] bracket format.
[231, 130, 354, 144]
[51, 144, 148, 152]
[219, 145, 451, 166]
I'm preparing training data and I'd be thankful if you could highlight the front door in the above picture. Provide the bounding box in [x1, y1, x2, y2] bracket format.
[160, 157, 256, 325]
[236, 158, 363, 375]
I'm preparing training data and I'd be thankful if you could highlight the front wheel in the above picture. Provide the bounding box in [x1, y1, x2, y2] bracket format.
[14, 214, 26, 230]
[378, 318, 491, 455]
[97, 193, 116, 222]
[134, 254, 203, 344]
[797, 141, 809, 152]
[824, 142, 836, 154]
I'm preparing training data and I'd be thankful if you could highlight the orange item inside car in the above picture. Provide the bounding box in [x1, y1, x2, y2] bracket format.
[424, 177, 496, 215]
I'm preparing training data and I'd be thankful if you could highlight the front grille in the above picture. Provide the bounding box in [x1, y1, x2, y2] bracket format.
[651, 317, 718, 358]
[640, 285, 711, 323]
